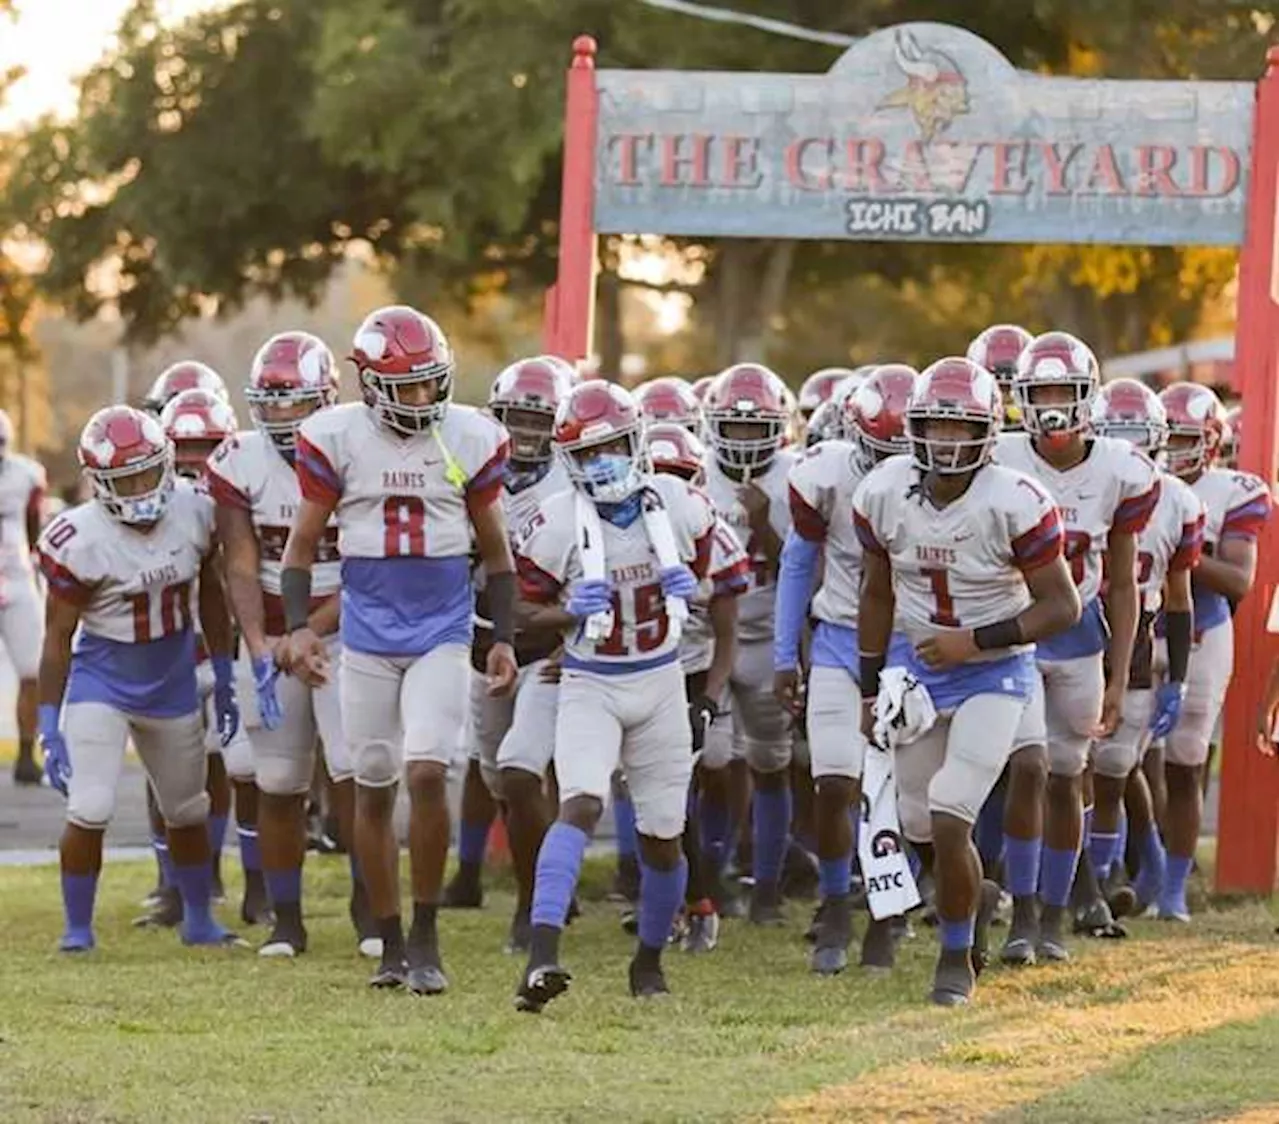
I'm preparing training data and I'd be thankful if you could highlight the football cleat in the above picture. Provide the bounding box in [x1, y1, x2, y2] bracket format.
[58, 928, 95, 954]
[859, 916, 899, 974]
[628, 955, 670, 999]
[406, 963, 449, 997]
[132, 886, 183, 929]
[515, 963, 572, 1013]
[1036, 904, 1071, 963]
[259, 921, 308, 959]
[181, 924, 249, 949]
[1000, 895, 1039, 967]
[682, 902, 720, 954]
[809, 894, 853, 976]
[929, 948, 976, 1007]
[369, 954, 409, 990]
[1074, 897, 1128, 939]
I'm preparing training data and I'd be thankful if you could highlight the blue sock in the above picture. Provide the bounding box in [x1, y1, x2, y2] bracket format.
[613, 794, 638, 861]
[458, 819, 490, 866]
[974, 790, 1006, 871]
[1135, 823, 1167, 901]
[265, 867, 303, 908]
[531, 822, 590, 930]
[208, 813, 229, 865]
[237, 825, 262, 874]
[152, 833, 174, 889]
[172, 861, 223, 941]
[752, 786, 791, 888]
[1088, 832, 1120, 881]
[1004, 834, 1041, 897]
[939, 916, 975, 952]
[699, 795, 731, 874]
[819, 855, 852, 899]
[1039, 846, 1079, 908]
[61, 871, 98, 948]
[1159, 854, 1194, 917]
[638, 856, 688, 950]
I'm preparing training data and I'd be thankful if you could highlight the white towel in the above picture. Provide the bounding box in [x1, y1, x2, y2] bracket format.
[858, 744, 922, 920]
[640, 486, 689, 642]
[574, 491, 614, 643]
[872, 666, 937, 751]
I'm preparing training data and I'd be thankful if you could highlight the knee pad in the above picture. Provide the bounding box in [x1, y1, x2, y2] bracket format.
[165, 789, 211, 829]
[355, 740, 400, 789]
[927, 752, 999, 826]
[743, 738, 791, 774]
[255, 753, 313, 798]
[67, 787, 115, 830]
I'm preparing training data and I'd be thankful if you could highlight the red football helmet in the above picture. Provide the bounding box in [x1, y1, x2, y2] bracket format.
[1220, 404, 1242, 469]
[553, 381, 645, 502]
[1012, 331, 1100, 444]
[161, 389, 238, 479]
[1090, 378, 1166, 456]
[643, 422, 707, 485]
[633, 377, 701, 433]
[1159, 382, 1227, 479]
[966, 324, 1032, 386]
[798, 368, 857, 419]
[143, 361, 229, 415]
[906, 357, 1003, 475]
[804, 399, 842, 448]
[79, 405, 175, 525]
[350, 305, 454, 435]
[489, 355, 576, 465]
[690, 376, 715, 405]
[845, 364, 917, 471]
[245, 331, 338, 456]
[704, 363, 790, 473]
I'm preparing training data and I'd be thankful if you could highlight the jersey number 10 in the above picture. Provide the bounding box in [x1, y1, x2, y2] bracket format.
[126, 582, 193, 643]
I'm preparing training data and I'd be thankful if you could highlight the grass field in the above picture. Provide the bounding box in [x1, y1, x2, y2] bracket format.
[0, 856, 1275, 1124]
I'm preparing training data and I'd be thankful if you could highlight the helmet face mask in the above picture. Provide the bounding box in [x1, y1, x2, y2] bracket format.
[247, 332, 338, 454]
[494, 404, 556, 464]
[363, 368, 451, 435]
[489, 355, 574, 467]
[351, 306, 454, 437]
[704, 364, 789, 474]
[907, 358, 1001, 477]
[561, 428, 644, 503]
[1158, 383, 1226, 480]
[711, 415, 785, 471]
[1090, 379, 1167, 458]
[1013, 332, 1100, 445]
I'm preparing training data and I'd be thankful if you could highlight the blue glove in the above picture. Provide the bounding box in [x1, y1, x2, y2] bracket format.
[211, 655, 240, 747]
[252, 655, 283, 731]
[659, 565, 698, 603]
[39, 703, 70, 796]
[1148, 681, 1187, 739]
[567, 579, 614, 619]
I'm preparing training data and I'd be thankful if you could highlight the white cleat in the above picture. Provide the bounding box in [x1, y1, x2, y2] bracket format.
[358, 937, 384, 960]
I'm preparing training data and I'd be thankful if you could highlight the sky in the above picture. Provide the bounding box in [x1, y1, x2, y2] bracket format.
[0, 0, 216, 128]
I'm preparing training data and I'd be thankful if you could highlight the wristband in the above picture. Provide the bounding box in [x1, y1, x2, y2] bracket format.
[1163, 609, 1192, 683]
[974, 617, 1023, 651]
[859, 652, 885, 700]
[281, 567, 313, 633]
[38, 703, 60, 736]
[486, 570, 517, 647]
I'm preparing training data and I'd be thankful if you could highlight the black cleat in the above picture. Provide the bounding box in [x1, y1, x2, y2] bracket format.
[132, 885, 183, 929]
[682, 903, 720, 953]
[369, 955, 408, 990]
[749, 882, 786, 927]
[505, 910, 532, 956]
[1036, 904, 1071, 962]
[407, 963, 449, 996]
[930, 947, 976, 1007]
[780, 841, 821, 901]
[1074, 897, 1128, 939]
[13, 755, 41, 786]
[1107, 884, 1137, 920]
[259, 920, 308, 958]
[860, 916, 899, 974]
[628, 955, 670, 999]
[972, 879, 1002, 977]
[1000, 895, 1039, 967]
[610, 855, 641, 904]
[809, 894, 852, 977]
[240, 869, 272, 927]
[515, 963, 572, 1013]
[442, 864, 484, 909]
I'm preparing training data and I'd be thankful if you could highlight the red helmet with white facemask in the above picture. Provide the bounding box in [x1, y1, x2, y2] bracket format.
[553, 381, 645, 503]
[966, 324, 1032, 387]
[246, 331, 339, 456]
[160, 389, 238, 479]
[143, 361, 229, 415]
[1159, 382, 1227, 479]
[489, 355, 576, 466]
[906, 358, 1003, 475]
[350, 305, 454, 435]
[703, 363, 789, 474]
[1012, 331, 1100, 444]
[1090, 378, 1167, 457]
[798, 368, 856, 420]
[79, 406, 175, 525]
[643, 422, 707, 486]
[633, 377, 701, 433]
[844, 364, 917, 471]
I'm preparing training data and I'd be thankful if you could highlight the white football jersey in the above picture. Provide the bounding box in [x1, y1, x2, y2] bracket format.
[514, 473, 716, 672]
[296, 402, 508, 560]
[993, 432, 1160, 606]
[680, 513, 749, 676]
[37, 480, 214, 644]
[704, 450, 797, 644]
[853, 456, 1063, 651]
[787, 439, 867, 629]
[206, 429, 342, 634]
[1136, 471, 1204, 611]
[0, 452, 46, 576]
[1189, 466, 1273, 634]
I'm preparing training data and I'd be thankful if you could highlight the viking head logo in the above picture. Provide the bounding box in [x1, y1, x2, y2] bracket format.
[878, 29, 970, 141]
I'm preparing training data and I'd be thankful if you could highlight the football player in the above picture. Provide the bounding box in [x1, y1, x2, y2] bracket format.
[796, 368, 857, 427]
[143, 360, 230, 414]
[1088, 381, 1203, 916]
[967, 324, 1032, 432]
[206, 331, 378, 957]
[465, 355, 576, 953]
[634, 377, 702, 434]
[992, 333, 1160, 963]
[1219, 405, 1242, 470]
[37, 406, 242, 951]
[1155, 383, 1271, 921]
[854, 358, 1081, 1005]
[513, 382, 715, 1010]
[0, 409, 51, 786]
[645, 421, 749, 952]
[774, 364, 916, 974]
[282, 306, 516, 993]
[701, 364, 799, 924]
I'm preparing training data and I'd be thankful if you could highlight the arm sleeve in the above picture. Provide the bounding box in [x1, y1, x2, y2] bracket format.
[773, 531, 821, 671]
[465, 432, 511, 510]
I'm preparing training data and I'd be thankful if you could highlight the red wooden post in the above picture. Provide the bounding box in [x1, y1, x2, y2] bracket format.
[1216, 46, 1279, 894]
[542, 35, 600, 362]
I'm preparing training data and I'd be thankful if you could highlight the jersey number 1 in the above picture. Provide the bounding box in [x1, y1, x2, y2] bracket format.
[922, 567, 960, 628]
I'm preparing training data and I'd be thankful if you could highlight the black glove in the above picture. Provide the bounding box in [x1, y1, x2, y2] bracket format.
[688, 695, 719, 754]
